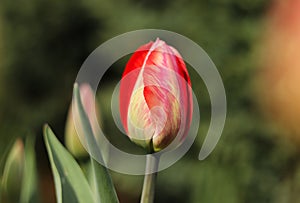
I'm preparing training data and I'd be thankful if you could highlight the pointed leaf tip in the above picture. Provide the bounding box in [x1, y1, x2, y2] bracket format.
[43, 125, 95, 203]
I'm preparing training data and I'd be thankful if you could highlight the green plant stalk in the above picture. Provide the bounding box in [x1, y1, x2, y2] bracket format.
[140, 154, 159, 203]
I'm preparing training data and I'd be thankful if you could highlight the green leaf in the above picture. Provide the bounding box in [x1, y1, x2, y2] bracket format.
[43, 125, 95, 203]
[20, 136, 39, 203]
[73, 83, 119, 203]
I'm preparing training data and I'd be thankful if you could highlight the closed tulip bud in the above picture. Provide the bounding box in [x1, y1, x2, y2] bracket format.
[65, 83, 101, 159]
[1, 139, 25, 202]
[120, 38, 193, 152]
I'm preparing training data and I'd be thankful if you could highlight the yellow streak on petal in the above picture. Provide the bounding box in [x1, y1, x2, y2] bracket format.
[127, 88, 153, 147]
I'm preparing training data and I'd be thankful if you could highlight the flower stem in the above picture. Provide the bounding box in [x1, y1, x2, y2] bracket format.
[140, 154, 159, 203]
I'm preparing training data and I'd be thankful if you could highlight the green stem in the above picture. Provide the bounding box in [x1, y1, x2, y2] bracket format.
[140, 154, 159, 203]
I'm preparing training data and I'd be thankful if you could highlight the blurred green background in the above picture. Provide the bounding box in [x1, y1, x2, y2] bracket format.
[1, 0, 300, 202]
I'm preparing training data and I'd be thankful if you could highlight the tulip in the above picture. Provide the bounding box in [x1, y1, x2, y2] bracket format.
[119, 38, 193, 152]
[258, 0, 300, 138]
[65, 83, 101, 159]
[1, 139, 25, 202]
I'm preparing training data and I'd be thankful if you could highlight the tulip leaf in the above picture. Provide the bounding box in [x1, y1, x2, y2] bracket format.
[44, 125, 95, 203]
[73, 83, 119, 203]
[20, 136, 39, 203]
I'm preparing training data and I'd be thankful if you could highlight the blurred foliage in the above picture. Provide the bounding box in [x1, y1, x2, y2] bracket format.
[1, 0, 300, 202]
[1, 137, 39, 203]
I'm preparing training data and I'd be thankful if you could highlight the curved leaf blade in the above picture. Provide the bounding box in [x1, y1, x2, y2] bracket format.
[43, 125, 95, 203]
[20, 136, 39, 203]
[73, 83, 119, 203]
